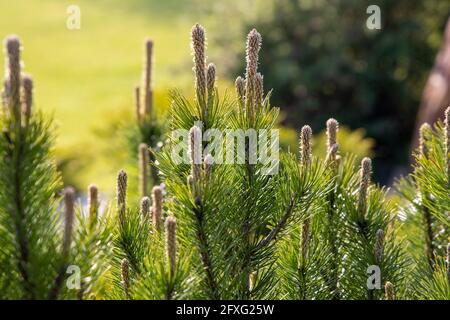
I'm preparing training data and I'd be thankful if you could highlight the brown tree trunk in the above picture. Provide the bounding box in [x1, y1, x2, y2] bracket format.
[412, 18, 450, 155]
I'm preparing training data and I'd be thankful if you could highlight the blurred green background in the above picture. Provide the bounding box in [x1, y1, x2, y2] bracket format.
[0, 0, 210, 192]
[1, 0, 448, 192]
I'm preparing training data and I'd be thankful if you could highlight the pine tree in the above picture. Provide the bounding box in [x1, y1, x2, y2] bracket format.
[155, 24, 329, 300]
[396, 106, 450, 299]
[117, 39, 165, 203]
[106, 169, 191, 300]
[156, 24, 233, 299]
[277, 119, 406, 300]
[0, 26, 448, 301]
[133, 39, 164, 188]
[0, 35, 67, 299]
[70, 184, 114, 300]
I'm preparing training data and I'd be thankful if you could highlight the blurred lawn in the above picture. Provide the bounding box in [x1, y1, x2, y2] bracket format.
[0, 0, 374, 193]
[0, 0, 212, 192]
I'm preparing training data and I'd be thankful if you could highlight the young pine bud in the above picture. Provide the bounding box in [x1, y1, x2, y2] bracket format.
[142, 39, 153, 116]
[165, 216, 177, 277]
[140, 196, 151, 220]
[134, 86, 141, 122]
[139, 143, 149, 198]
[446, 242, 450, 283]
[326, 118, 339, 154]
[255, 72, 264, 106]
[300, 218, 311, 259]
[335, 154, 342, 168]
[375, 229, 385, 265]
[419, 122, 431, 157]
[191, 24, 207, 113]
[121, 258, 130, 299]
[249, 271, 258, 292]
[2, 79, 10, 108]
[4, 35, 21, 117]
[187, 174, 194, 189]
[189, 125, 202, 165]
[21, 74, 32, 125]
[244, 29, 262, 121]
[300, 125, 312, 166]
[235, 76, 245, 106]
[326, 144, 339, 170]
[206, 63, 216, 97]
[358, 157, 372, 218]
[189, 125, 202, 198]
[117, 170, 128, 224]
[63, 187, 75, 258]
[152, 186, 163, 230]
[444, 107, 449, 183]
[88, 184, 99, 224]
[384, 281, 395, 300]
[204, 153, 213, 181]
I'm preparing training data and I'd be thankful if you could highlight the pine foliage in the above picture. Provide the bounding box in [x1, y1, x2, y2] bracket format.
[0, 36, 65, 299]
[0, 27, 448, 301]
[396, 108, 450, 299]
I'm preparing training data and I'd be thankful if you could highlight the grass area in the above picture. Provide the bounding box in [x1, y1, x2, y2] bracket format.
[0, 1, 372, 192]
[0, 0, 214, 191]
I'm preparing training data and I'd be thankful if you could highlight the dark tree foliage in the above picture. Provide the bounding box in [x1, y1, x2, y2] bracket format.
[230, 0, 450, 183]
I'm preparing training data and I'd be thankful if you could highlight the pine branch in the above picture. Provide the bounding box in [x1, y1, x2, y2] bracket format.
[422, 203, 436, 270]
[418, 123, 436, 270]
[324, 118, 340, 299]
[325, 188, 340, 299]
[48, 187, 75, 300]
[165, 216, 177, 300]
[2, 35, 34, 298]
[10, 136, 34, 298]
[193, 200, 220, 299]
[254, 195, 296, 251]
